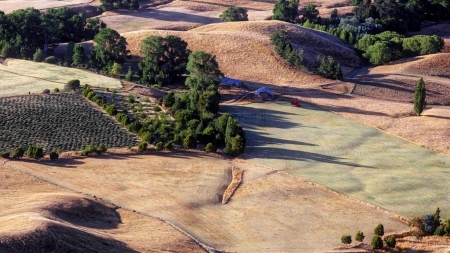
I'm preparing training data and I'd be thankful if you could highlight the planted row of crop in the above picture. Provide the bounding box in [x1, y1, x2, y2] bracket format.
[0, 93, 137, 152]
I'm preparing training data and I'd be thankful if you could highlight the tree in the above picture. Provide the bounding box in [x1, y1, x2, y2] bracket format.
[72, 44, 85, 67]
[65, 41, 75, 64]
[374, 223, 384, 236]
[341, 235, 352, 244]
[110, 62, 122, 77]
[371, 235, 383, 249]
[12, 146, 24, 158]
[205, 143, 216, 152]
[65, 79, 80, 91]
[50, 151, 59, 160]
[185, 51, 223, 91]
[26, 146, 44, 159]
[423, 214, 438, 235]
[125, 66, 133, 81]
[386, 236, 396, 248]
[413, 78, 426, 116]
[363, 41, 393, 65]
[303, 4, 319, 22]
[33, 48, 44, 62]
[90, 28, 128, 70]
[183, 134, 196, 149]
[100, 0, 139, 11]
[355, 230, 365, 242]
[137, 141, 147, 152]
[273, 0, 299, 23]
[219, 7, 248, 22]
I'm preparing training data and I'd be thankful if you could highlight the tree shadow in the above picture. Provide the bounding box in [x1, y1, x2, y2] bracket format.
[116, 8, 220, 23]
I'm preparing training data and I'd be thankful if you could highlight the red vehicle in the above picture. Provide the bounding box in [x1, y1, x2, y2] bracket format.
[291, 100, 301, 107]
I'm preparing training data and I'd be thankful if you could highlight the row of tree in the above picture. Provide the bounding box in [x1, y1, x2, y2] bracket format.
[341, 224, 396, 249]
[0, 146, 60, 160]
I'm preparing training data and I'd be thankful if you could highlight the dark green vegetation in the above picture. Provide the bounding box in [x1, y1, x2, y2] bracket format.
[219, 7, 248, 22]
[340, 235, 352, 244]
[100, 0, 139, 11]
[90, 28, 129, 72]
[270, 30, 342, 80]
[81, 144, 108, 156]
[355, 230, 365, 242]
[0, 94, 137, 153]
[138, 35, 190, 86]
[370, 235, 383, 249]
[0, 7, 105, 59]
[26, 146, 44, 159]
[65, 79, 81, 91]
[414, 78, 426, 116]
[272, 0, 299, 23]
[411, 207, 450, 237]
[374, 223, 384, 236]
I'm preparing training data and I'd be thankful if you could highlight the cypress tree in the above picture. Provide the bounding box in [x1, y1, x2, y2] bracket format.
[414, 78, 426, 116]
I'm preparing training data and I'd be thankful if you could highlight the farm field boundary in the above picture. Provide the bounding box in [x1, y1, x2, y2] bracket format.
[222, 101, 450, 219]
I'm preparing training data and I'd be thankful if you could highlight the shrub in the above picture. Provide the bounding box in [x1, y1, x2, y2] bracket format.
[355, 230, 365, 242]
[374, 223, 384, 236]
[97, 143, 108, 153]
[27, 146, 44, 159]
[44, 56, 57, 64]
[341, 235, 352, 244]
[205, 143, 216, 152]
[153, 105, 161, 112]
[155, 142, 164, 151]
[125, 66, 133, 81]
[137, 141, 148, 152]
[54, 88, 60, 92]
[164, 141, 174, 150]
[219, 7, 248, 22]
[409, 216, 425, 237]
[386, 236, 396, 248]
[423, 214, 437, 235]
[33, 48, 44, 62]
[0, 152, 10, 158]
[81, 150, 90, 156]
[12, 146, 24, 158]
[105, 104, 118, 116]
[49, 151, 59, 160]
[85, 145, 96, 154]
[370, 235, 383, 249]
[414, 78, 426, 116]
[43, 89, 50, 94]
[65, 79, 81, 91]
[183, 134, 196, 149]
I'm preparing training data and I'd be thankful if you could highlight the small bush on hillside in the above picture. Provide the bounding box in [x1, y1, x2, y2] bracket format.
[155, 142, 164, 151]
[371, 235, 383, 249]
[317, 55, 343, 80]
[386, 236, 396, 248]
[54, 88, 60, 92]
[65, 79, 81, 91]
[0, 152, 10, 158]
[12, 146, 24, 158]
[27, 146, 44, 159]
[44, 56, 57, 64]
[105, 104, 118, 116]
[125, 66, 133, 81]
[355, 230, 365, 242]
[97, 143, 108, 153]
[409, 216, 425, 237]
[423, 214, 437, 235]
[374, 223, 384, 236]
[153, 105, 161, 112]
[137, 141, 147, 152]
[164, 141, 174, 150]
[341, 235, 352, 244]
[33, 48, 44, 62]
[49, 151, 59, 160]
[81, 150, 90, 156]
[205, 143, 216, 152]
[183, 134, 196, 149]
[219, 7, 248, 22]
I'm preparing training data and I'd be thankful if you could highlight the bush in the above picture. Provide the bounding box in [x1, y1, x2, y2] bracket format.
[386, 236, 396, 248]
[183, 134, 196, 149]
[341, 235, 352, 244]
[355, 230, 365, 242]
[44, 56, 57, 64]
[164, 141, 174, 150]
[65, 79, 81, 91]
[374, 223, 384, 236]
[12, 146, 24, 158]
[370, 235, 383, 249]
[81, 150, 90, 156]
[105, 104, 118, 116]
[153, 105, 161, 112]
[54, 88, 60, 92]
[137, 141, 148, 152]
[219, 7, 248, 22]
[97, 143, 108, 153]
[0, 152, 10, 158]
[33, 48, 44, 62]
[27, 146, 44, 159]
[205, 143, 216, 152]
[423, 214, 437, 235]
[49, 151, 59, 160]
[155, 142, 164, 151]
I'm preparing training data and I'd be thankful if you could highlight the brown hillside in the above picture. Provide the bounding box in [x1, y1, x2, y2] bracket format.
[122, 21, 360, 86]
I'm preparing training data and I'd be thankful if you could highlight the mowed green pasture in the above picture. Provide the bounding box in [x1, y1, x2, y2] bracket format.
[0, 59, 122, 97]
[222, 101, 450, 218]
[0, 93, 137, 152]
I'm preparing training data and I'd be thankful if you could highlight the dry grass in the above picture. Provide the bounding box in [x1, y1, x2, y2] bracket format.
[221, 166, 243, 204]
[0, 59, 122, 97]
[120, 21, 359, 87]
[0, 162, 204, 253]
[0, 0, 93, 13]
[5, 151, 408, 252]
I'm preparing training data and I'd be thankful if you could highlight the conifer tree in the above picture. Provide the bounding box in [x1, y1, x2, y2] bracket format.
[414, 78, 426, 116]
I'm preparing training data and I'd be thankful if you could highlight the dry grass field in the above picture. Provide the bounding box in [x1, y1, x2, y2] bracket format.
[4, 151, 408, 252]
[0, 59, 122, 97]
[222, 100, 450, 219]
[119, 21, 360, 87]
[0, 162, 204, 252]
[0, 0, 94, 13]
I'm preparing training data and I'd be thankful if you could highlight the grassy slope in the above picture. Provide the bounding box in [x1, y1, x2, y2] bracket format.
[222, 101, 450, 219]
[6, 152, 408, 252]
[0, 60, 122, 97]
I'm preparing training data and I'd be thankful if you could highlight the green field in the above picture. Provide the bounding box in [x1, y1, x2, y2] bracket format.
[0, 93, 137, 152]
[223, 101, 450, 218]
[0, 59, 122, 97]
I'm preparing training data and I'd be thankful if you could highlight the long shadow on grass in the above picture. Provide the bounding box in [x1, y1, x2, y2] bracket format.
[117, 9, 220, 23]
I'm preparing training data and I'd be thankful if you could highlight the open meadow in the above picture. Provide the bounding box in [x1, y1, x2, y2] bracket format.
[222, 100, 450, 219]
[0, 59, 122, 97]
[4, 151, 408, 252]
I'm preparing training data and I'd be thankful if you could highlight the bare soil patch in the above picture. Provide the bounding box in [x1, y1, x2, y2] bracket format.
[0, 162, 204, 253]
[5, 151, 408, 252]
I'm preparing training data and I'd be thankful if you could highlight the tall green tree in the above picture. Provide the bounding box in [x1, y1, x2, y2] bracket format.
[90, 28, 128, 70]
[414, 78, 426, 116]
[219, 7, 248, 22]
[185, 51, 223, 91]
[72, 44, 85, 66]
[272, 0, 299, 23]
[303, 4, 319, 22]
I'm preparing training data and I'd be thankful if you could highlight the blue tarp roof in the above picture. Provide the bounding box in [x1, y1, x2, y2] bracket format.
[255, 87, 274, 97]
[220, 77, 243, 86]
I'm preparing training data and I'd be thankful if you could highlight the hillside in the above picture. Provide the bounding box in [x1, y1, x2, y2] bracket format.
[121, 21, 361, 86]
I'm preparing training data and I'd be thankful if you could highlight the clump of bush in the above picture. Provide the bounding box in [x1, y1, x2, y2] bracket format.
[0, 152, 10, 158]
[49, 151, 59, 160]
[12, 146, 24, 158]
[137, 141, 148, 152]
[54, 88, 60, 92]
[44, 56, 57, 64]
[164, 141, 174, 150]
[80, 143, 108, 156]
[155, 142, 164, 151]
[341, 235, 352, 244]
[27, 146, 44, 159]
[355, 230, 365, 242]
[386, 235, 396, 248]
[65, 79, 80, 91]
[370, 235, 383, 249]
[205, 143, 216, 152]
